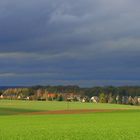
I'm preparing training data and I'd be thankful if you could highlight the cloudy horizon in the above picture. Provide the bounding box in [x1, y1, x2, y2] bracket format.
[0, 0, 140, 87]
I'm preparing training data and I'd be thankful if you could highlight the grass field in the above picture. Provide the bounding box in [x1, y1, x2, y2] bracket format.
[0, 100, 140, 140]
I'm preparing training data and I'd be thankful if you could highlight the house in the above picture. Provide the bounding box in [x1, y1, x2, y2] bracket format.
[47, 93, 57, 100]
[122, 96, 129, 104]
[90, 96, 99, 103]
[65, 93, 81, 102]
[0, 95, 3, 99]
[82, 96, 90, 102]
[67, 97, 74, 102]
[138, 97, 140, 104]
[17, 95, 21, 100]
[128, 96, 134, 105]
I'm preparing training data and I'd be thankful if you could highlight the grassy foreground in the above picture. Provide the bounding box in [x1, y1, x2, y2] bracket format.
[0, 100, 140, 140]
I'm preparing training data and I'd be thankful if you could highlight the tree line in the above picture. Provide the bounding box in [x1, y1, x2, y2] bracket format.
[0, 85, 140, 105]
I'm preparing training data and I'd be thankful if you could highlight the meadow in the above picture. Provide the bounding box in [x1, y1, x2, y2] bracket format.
[0, 100, 140, 140]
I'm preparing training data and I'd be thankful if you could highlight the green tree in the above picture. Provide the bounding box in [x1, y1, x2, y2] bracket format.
[57, 95, 64, 101]
[99, 93, 106, 103]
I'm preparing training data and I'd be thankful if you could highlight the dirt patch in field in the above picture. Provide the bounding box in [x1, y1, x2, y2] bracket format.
[24, 109, 129, 115]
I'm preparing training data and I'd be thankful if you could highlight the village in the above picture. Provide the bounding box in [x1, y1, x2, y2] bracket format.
[1, 87, 140, 105]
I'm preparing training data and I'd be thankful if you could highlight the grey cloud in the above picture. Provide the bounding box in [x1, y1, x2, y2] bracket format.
[0, 0, 140, 86]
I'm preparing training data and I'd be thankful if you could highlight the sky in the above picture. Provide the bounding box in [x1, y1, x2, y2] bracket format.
[0, 0, 140, 87]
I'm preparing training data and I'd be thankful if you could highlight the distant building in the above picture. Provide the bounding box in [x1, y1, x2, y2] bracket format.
[90, 96, 99, 103]
[0, 95, 3, 99]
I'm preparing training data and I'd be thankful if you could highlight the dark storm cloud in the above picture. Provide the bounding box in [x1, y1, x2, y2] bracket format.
[0, 0, 140, 86]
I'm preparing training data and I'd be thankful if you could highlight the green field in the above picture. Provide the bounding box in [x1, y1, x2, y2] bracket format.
[0, 100, 140, 140]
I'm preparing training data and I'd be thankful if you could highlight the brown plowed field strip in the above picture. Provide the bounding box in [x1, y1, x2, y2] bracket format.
[24, 109, 130, 115]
